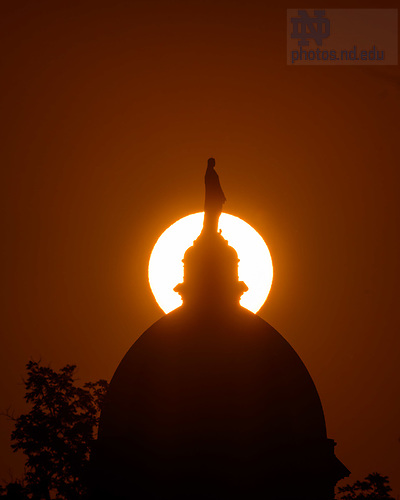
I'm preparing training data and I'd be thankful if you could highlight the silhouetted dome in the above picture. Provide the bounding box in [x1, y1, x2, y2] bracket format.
[90, 166, 349, 499]
[93, 304, 348, 499]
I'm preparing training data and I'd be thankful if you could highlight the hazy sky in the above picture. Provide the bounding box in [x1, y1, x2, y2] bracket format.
[1, 1, 399, 495]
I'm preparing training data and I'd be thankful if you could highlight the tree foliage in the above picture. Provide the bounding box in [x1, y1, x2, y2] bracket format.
[2, 362, 396, 500]
[2, 361, 108, 500]
[337, 472, 395, 500]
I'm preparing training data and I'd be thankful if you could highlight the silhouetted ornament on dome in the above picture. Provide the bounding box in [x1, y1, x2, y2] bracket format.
[174, 158, 246, 310]
[173, 230, 248, 310]
[203, 157, 226, 234]
[89, 158, 349, 500]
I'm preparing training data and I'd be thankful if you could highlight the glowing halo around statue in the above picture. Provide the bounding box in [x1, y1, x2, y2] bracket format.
[149, 212, 273, 314]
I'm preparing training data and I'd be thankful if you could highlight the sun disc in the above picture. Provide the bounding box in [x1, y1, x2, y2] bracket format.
[148, 213, 273, 314]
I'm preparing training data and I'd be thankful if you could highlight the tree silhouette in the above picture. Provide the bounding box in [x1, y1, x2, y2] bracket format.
[2, 361, 108, 500]
[0, 481, 26, 500]
[337, 472, 395, 500]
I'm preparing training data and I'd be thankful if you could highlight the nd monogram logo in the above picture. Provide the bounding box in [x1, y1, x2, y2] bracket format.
[290, 10, 330, 47]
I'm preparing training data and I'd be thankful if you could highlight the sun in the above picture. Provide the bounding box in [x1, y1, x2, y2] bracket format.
[149, 213, 273, 313]
[148, 213, 273, 314]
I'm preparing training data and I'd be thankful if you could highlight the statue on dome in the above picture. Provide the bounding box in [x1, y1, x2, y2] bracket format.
[203, 157, 226, 234]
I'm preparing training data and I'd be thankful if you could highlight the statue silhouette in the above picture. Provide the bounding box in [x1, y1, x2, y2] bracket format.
[203, 157, 226, 234]
[89, 159, 349, 499]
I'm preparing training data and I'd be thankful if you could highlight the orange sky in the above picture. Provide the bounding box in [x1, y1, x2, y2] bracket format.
[0, 1, 399, 495]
